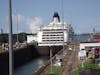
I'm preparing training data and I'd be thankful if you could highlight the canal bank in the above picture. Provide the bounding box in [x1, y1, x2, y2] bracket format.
[0, 43, 39, 75]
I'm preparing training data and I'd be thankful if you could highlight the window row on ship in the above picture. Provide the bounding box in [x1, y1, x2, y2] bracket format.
[42, 33, 64, 35]
[42, 29, 67, 31]
[42, 40, 63, 41]
[43, 32, 64, 34]
[42, 37, 63, 39]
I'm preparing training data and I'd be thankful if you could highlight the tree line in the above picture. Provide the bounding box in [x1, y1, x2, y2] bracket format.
[0, 32, 28, 44]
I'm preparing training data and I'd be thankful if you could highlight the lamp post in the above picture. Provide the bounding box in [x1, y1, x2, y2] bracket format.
[50, 46, 52, 72]
[8, 0, 14, 75]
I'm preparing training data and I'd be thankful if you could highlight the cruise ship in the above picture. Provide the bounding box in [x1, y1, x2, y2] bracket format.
[37, 12, 74, 55]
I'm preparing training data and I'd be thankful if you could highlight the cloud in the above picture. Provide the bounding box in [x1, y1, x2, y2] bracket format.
[12, 14, 43, 33]
[26, 17, 43, 33]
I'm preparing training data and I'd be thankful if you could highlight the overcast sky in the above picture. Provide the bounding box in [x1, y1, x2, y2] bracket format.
[0, 0, 100, 34]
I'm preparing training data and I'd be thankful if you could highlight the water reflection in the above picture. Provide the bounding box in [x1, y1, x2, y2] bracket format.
[14, 56, 49, 75]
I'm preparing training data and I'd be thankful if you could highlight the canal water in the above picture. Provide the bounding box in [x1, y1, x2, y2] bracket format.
[14, 34, 90, 75]
[14, 56, 49, 75]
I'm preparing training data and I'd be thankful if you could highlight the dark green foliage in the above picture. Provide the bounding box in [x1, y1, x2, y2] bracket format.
[0, 33, 27, 44]
[0, 34, 8, 44]
[15, 33, 27, 43]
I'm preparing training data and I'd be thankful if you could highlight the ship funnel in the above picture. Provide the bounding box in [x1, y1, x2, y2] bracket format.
[53, 12, 60, 22]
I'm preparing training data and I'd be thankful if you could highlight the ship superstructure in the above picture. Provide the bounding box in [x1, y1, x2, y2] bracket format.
[37, 12, 74, 55]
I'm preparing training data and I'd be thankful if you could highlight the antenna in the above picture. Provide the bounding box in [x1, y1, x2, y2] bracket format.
[92, 27, 96, 41]
[16, 11, 19, 43]
[61, 0, 65, 56]
[0, 28, 3, 34]
[61, 0, 64, 22]
[93, 28, 95, 34]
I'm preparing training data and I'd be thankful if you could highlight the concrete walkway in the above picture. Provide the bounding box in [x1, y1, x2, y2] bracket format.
[61, 44, 78, 75]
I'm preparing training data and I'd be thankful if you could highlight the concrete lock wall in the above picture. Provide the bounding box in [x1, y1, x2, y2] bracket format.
[0, 44, 39, 75]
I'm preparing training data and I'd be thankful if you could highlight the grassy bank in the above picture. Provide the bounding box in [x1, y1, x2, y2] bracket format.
[74, 62, 100, 75]
[46, 66, 63, 75]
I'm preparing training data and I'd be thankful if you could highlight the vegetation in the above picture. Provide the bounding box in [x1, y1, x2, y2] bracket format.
[46, 66, 63, 75]
[0, 33, 27, 44]
[0, 34, 8, 44]
[73, 67, 79, 75]
[74, 62, 100, 75]
[78, 63, 100, 70]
